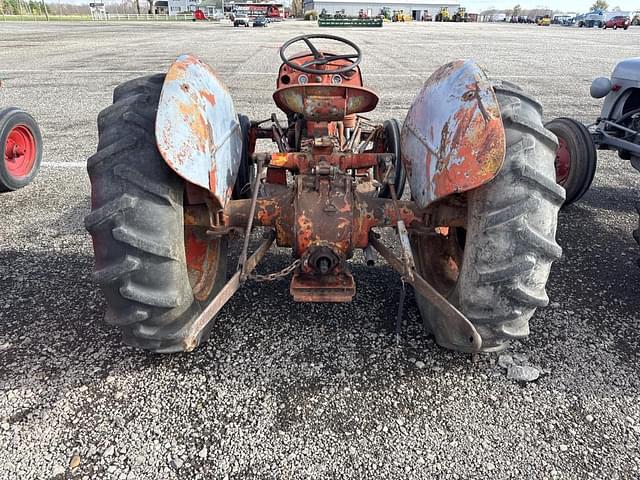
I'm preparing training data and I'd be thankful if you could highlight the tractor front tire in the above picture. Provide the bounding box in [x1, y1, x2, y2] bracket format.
[545, 117, 597, 206]
[377, 118, 406, 199]
[0, 107, 42, 192]
[412, 82, 565, 352]
[85, 74, 228, 353]
[232, 114, 253, 199]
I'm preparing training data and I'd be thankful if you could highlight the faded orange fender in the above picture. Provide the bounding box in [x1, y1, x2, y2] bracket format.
[156, 54, 242, 209]
[401, 60, 505, 209]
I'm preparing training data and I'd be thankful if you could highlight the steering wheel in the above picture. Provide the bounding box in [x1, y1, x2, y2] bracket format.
[279, 34, 362, 75]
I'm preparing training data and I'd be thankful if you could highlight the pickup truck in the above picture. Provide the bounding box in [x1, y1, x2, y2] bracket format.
[233, 15, 250, 27]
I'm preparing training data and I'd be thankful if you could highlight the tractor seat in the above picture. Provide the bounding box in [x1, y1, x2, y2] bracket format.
[272, 84, 379, 121]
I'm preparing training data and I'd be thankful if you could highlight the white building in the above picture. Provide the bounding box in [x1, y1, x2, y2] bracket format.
[304, 0, 459, 19]
[167, 0, 197, 14]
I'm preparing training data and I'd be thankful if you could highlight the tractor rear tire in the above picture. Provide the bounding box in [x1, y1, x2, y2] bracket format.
[0, 107, 42, 192]
[412, 82, 564, 352]
[85, 74, 228, 353]
[634, 159, 640, 266]
[635, 204, 640, 267]
[545, 117, 597, 206]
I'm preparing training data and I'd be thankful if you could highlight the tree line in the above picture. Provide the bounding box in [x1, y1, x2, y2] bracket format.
[0, 0, 165, 15]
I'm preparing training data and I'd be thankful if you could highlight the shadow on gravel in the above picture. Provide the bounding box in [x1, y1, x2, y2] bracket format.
[568, 184, 638, 214]
[549, 199, 640, 361]
[1, 198, 639, 412]
[0, 246, 432, 383]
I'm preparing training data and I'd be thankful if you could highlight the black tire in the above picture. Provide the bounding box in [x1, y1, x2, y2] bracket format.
[634, 158, 640, 265]
[411, 82, 565, 352]
[0, 107, 42, 192]
[378, 118, 406, 199]
[232, 114, 253, 199]
[85, 74, 228, 353]
[634, 203, 640, 267]
[545, 117, 597, 206]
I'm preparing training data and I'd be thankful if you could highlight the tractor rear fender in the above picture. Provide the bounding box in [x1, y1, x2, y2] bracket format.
[401, 60, 506, 209]
[156, 54, 242, 209]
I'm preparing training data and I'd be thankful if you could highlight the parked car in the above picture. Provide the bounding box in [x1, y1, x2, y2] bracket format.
[253, 15, 267, 27]
[233, 15, 250, 27]
[603, 15, 630, 29]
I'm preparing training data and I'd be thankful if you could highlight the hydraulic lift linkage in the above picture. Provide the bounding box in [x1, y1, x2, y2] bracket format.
[182, 157, 482, 353]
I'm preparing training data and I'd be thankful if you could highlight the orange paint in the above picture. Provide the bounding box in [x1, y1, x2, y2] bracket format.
[165, 62, 187, 82]
[200, 90, 216, 107]
[296, 214, 314, 254]
[208, 166, 217, 200]
[271, 153, 289, 167]
[431, 90, 504, 199]
[257, 200, 281, 226]
[433, 114, 504, 198]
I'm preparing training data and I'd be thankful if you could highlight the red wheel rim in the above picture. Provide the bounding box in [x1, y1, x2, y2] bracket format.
[185, 228, 222, 302]
[555, 137, 571, 185]
[4, 125, 37, 179]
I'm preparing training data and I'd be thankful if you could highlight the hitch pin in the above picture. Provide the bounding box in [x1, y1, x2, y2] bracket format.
[363, 245, 376, 266]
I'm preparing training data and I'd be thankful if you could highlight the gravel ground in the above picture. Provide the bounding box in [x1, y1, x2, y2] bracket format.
[1, 20, 639, 480]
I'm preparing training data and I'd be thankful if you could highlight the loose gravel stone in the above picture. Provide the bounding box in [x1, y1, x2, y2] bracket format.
[507, 365, 541, 382]
[498, 354, 514, 369]
[51, 465, 65, 477]
[198, 447, 208, 460]
[70, 454, 81, 469]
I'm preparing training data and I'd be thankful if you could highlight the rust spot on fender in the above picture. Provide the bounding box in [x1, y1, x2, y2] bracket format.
[209, 165, 217, 195]
[165, 62, 187, 82]
[200, 90, 216, 107]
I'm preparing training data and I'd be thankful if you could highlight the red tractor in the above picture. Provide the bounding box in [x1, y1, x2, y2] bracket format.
[0, 107, 42, 191]
[86, 35, 563, 354]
